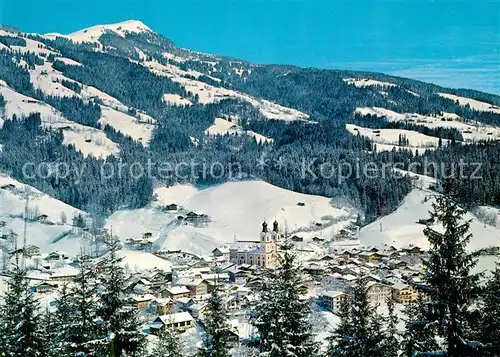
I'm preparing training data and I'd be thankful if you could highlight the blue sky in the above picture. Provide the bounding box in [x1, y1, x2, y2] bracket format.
[1, 0, 499, 94]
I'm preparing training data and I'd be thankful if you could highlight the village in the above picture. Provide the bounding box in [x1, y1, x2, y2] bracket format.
[0, 214, 431, 352]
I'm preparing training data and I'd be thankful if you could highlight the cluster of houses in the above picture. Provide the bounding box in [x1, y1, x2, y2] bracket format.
[1, 215, 432, 352]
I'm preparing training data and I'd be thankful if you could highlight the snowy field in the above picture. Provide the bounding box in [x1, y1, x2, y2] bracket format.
[438, 93, 500, 114]
[359, 186, 500, 251]
[346, 123, 440, 151]
[107, 181, 354, 256]
[354, 107, 500, 142]
[205, 117, 273, 144]
[0, 175, 90, 257]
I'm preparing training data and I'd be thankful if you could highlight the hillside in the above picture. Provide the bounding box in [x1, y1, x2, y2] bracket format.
[107, 180, 355, 256]
[0, 19, 499, 229]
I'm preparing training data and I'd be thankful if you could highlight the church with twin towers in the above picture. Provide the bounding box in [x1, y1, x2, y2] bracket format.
[229, 220, 282, 268]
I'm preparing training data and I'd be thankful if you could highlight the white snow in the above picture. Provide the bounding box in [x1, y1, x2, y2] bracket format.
[344, 78, 397, 88]
[107, 181, 352, 256]
[205, 117, 273, 144]
[0, 174, 90, 257]
[61, 126, 119, 157]
[11, 38, 57, 56]
[64, 20, 151, 44]
[359, 179, 500, 251]
[29, 61, 80, 98]
[112, 250, 173, 272]
[347, 124, 440, 151]
[98, 106, 153, 144]
[354, 107, 500, 142]
[144, 60, 310, 121]
[438, 93, 500, 114]
[81, 85, 128, 111]
[54, 57, 83, 67]
[162, 93, 192, 106]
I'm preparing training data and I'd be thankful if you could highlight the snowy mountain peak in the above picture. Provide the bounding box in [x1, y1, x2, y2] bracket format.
[49, 19, 152, 43]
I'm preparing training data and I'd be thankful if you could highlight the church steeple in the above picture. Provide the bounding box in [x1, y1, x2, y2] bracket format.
[262, 221, 268, 233]
[273, 220, 279, 232]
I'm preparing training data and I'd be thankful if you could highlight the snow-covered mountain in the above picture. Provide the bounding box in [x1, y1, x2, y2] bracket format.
[0, 20, 499, 261]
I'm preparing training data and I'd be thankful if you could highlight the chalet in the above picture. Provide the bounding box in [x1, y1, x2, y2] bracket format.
[175, 279, 208, 297]
[212, 246, 230, 258]
[366, 282, 393, 306]
[0, 183, 15, 190]
[24, 245, 41, 257]
[319, 291, 347, 313]
[165, 203, 178, 211]
[142, 232, 153, 240]
[303, 262, 325, 276]
[339, 250, 356, 260]
[37, 214, 49, 222]
[50, 267, 79, 282]
[392, 282, 418, 303]
[321, 273, 357, 292]
[312, 236, 325, 243]
[34, 281, 58, 294]
[131, 294, 156, 310]
[46, 251, 68, 261]
[150, 312, 195, 333]
[186, 302, 209, 318]
[165, 286, 190, 300]
[358, 251, 383, 262]
[401, 245, 424, 256]
[297, 202, 306, 206]
[150, 298, 174, 315]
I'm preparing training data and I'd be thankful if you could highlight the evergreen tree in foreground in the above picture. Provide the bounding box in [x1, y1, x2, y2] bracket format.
[328, 278, 384, 357]
[251, 242, 318, 357]
[200, 286, 232, 357]
[327, 293, 354, 356]
[0, 264, 47, 356]
[99, 242, 146, 356]
[383, 294, 399, 357]
[421, 195, 483, 356]
[150, 326, 183, 357]
[401, 293, 439, 356]
[66, 255, 108, 356]
[479, 263, 500, 355]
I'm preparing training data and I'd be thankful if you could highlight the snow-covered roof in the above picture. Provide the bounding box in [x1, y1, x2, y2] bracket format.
[321, 290, 346, 299]
[167, 286, 190, 295]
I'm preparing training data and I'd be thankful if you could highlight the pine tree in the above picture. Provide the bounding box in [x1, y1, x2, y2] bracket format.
[0, 265, 47, 356]
[479, 263, 500, 355]
[99, 242, 146, 356]
[66, 255, 108, 356]
[251, 242, 318, 357]
[150, 326, 183, 357]
[200, 286, 231, 357]
[52, 283, 74, 354]
[383, 294, 399, 357]
[327, 293, 354, 356]
[401, 293, 439, 357]
[421, 195, 483, 356]
[327, 278, 384, 357]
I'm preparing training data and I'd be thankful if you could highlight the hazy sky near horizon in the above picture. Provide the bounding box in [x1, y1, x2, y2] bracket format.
[1, 0, 499, 94]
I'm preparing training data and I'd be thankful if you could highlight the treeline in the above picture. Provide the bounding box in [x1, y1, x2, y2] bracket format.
[0, 115, 153, 215]
[351, 113, 464, 141]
